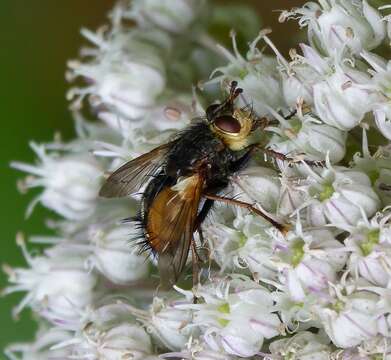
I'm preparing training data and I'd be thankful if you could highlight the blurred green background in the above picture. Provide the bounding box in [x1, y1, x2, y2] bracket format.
[0, 0, 303, 353]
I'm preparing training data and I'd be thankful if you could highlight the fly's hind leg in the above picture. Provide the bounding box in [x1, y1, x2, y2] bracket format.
[204, 193, 290, 235]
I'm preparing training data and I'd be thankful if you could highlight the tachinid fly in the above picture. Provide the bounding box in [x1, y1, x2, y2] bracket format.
[99, 81, 321, 288]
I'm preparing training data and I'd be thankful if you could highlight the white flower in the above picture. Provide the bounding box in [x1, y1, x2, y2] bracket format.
[278, 173, 308, 218]
[272, 220, 347, 301]
[315, 285, 380, 348]
[353, 131, 391, 206]
[345, 211, 391, 287]
[7, 0, 391, 357]
[205, 209, 277, 280]
[268, 104, 346, 163]
[162, 340, 238, 360]
[232, 165, 280, 213]
[350, 335, 391, 359]
[281, 0, 385, 55]
[261, 35, 321, 107]
[179, 276, 282, 358]
[5, 327, 74, 360]
[125, 0, 202, 33]
[66, 302, 156, 360]
[272, 291, 319, 331]
[278, 51, 320, 107]
[382, 5, 391, 44]
[11, 142, 103, 220]
[118, 297, 193, 351]
[2, 235, 97, 325]
[87, 224, 149, 285]
[268, 331, 332, 360]
[273, 43, 375, 131]
[312, 51, 373, 131]
[303, 162, 381, 227]
[67, 27, 169, 119]
[148, 297, 193, 351]
[208, 32, 285, 117]
[74, 323, 153, 360]
[361, 51, 391, 140]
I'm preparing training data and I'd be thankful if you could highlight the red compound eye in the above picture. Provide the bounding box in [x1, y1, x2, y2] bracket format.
[214, 115, 241, 133]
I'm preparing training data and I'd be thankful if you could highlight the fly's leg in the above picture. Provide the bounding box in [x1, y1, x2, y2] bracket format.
[283, 109, 297, 120]
[198, 226, 205, 245]
[191, 239, 200, 303]
[204, 193, 290, 235]
[250, 110, 297, 132]
[263, 148, 325, 167]
[193, 198, 214, 262]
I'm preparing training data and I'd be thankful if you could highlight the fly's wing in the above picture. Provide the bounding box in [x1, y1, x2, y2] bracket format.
[146, 174, 204, 289]
[99, 143, 172, 198]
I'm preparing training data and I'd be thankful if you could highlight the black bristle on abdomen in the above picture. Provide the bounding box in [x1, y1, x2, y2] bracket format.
[120, 207, 154, 258]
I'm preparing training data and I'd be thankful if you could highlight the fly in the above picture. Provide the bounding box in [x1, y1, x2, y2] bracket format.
[99, 81, 323, 288]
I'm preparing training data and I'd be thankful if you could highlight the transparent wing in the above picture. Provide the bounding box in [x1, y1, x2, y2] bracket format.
[99, 143, 172, 198]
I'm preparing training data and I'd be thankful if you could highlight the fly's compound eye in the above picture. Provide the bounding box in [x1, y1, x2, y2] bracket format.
[214, 115, 241, 134]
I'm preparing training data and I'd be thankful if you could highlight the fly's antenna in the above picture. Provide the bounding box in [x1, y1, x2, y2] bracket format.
[206, 81, 243, 122]
[219, 81, 243, 113]
[228, 81, 243, 103]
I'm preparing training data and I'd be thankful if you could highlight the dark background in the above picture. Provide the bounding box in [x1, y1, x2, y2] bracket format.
[0, 0, 303, 351]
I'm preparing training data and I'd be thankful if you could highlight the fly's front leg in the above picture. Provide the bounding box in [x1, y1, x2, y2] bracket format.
[283, 109, 297, 120]
[262, 147, 325, 167]
[379, 183, 391, 191]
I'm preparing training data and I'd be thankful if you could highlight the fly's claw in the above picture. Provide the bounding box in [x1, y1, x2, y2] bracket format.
[288, 153, 326, 168]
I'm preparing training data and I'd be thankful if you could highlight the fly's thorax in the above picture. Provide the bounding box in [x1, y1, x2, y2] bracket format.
[165, 122, 224, 177]
[210, 108, 253, 151]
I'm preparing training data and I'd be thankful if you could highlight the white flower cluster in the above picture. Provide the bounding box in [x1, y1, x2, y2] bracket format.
[5, 0, 391, 359]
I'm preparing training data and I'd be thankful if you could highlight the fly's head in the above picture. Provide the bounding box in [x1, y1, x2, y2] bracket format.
[206, 81, 262, 151]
